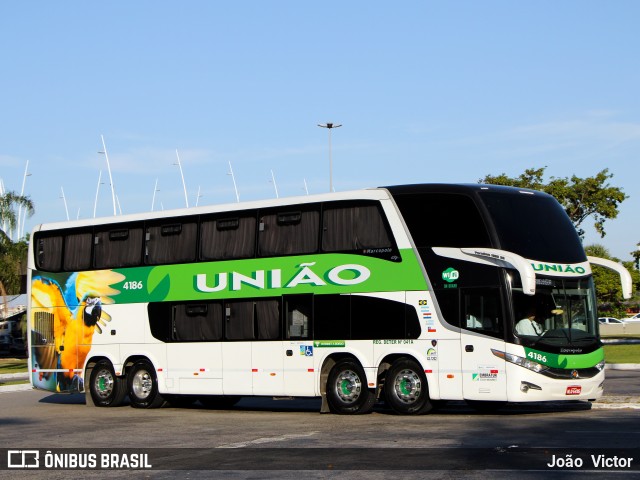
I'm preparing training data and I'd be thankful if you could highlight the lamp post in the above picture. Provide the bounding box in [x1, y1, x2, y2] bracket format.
[174, 149, 189, 208]
[99, 135, 117, 216]
[318, 122, 341, 192]
[17, 160, 31, 239]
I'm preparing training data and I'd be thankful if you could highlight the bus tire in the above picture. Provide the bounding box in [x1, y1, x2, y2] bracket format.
[127, 360, 165, 409]
[89, 360, 126, 407]
[384, 358, 432, 415]
[199, 395, 241, 409]
[326, 359, 375, 414]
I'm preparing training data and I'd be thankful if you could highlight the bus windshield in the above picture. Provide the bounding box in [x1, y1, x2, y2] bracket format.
[511, 275, 598, 348]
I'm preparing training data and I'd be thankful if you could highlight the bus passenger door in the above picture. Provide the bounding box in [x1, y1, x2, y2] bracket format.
[282, 295, 315, 396]
[460, 288, 507, 401]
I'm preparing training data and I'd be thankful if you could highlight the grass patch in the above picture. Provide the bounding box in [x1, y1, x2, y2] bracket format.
[0, 357, 28, 374]
[604, 344, 640, 364]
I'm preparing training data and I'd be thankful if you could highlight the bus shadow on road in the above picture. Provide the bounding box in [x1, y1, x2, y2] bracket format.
[35, 393, 594, 416]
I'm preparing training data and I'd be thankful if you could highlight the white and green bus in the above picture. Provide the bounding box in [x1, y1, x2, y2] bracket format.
[28, 183, 631, 414]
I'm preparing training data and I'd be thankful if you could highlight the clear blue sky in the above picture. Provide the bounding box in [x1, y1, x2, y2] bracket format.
[1, 1, 638, 261]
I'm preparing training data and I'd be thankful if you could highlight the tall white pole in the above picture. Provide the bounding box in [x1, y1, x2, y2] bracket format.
[303, 178, 309, 195]
[100, 135, 117, 216]
[195, 185, 202, 207]
[60, 187, 69, 221]
[270, 170, 279, 198]
[174, 149, 189, 208]
[318, 123, 341, 192]
[151, 178, 159, 211]
[93, 170, 103, 218]
[228, 161, 240, 202]
[17, 160, 30, 240]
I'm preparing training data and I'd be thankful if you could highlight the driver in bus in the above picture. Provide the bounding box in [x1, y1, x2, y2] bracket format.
[515, 307, 544, 336]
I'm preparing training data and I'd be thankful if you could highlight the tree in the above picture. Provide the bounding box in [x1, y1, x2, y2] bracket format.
[0, 190, 34, 242]
[585, 244, 638, 317]
[479, 167, 627, 238]
[0, 190, 34, 302]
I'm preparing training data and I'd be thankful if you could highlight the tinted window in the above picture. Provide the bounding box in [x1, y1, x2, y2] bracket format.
[35, 235, 63, 271]
[480, 191, 586, 263]
[255, 299, 281, 340]
[63, 233, 92, 271]
[201, 214, 256, 260]
[351, 295, 409, 340]
[174, 302, 223, 341]
[94, 226, 143, 269]
[225, 300, 255, 340]
[314, 294, 350, 340]
[322, 203, 392, 252]
[146, 221, 197, 265]
[393, 193, 492, 248]
[258, 209, 319, 256]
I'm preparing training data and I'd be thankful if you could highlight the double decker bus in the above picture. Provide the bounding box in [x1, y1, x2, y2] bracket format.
[27, 183, 631, 414]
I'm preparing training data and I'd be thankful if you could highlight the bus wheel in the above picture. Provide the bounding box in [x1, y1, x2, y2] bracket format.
[326, 359, 375, 414]
[89, 360, 126, 407]
[127, 360, 165, 409]
[384, 358, 432, 415]
[199, 395, 241, 409]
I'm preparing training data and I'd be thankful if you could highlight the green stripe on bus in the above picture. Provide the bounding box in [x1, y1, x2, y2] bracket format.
[524, 347, 604, 369]
[106, 249, 427, 303]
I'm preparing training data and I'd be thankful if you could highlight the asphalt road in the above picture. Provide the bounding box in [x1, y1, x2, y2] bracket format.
[0, 370, 638, 479]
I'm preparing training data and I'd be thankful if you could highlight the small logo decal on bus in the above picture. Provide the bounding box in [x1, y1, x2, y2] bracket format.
[300, 345, 314, 356]
[442, 268, 459, 283]
[566, 386, 582, 395]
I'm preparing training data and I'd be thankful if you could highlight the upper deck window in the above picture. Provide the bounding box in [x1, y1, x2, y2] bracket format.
[258, 208, 319, 256]
[392, 193, 492, 248]
[322, 203, 392, 252]
[146, 221, 198, 265]
[479, 191, 585, 264]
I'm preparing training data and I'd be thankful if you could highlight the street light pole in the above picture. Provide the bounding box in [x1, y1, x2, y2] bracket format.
[318, 122, 341, 192]
[99, 135, 117, 216]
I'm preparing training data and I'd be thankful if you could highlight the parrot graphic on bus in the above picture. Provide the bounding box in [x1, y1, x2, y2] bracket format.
[30, 270, 124, 392]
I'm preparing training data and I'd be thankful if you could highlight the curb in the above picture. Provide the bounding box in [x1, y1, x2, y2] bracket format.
[605, 364, 640, 370]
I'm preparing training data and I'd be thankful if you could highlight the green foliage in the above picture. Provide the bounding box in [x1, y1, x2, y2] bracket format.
[479, 167, 627, 238]
[0, 237, 28, 294]
[584, 244, 637, 317]
[0, 190, 34, 296]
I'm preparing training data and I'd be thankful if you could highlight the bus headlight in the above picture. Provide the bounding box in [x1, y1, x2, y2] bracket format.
[491, 349, 549, 374]
[595, 360, 605, 372]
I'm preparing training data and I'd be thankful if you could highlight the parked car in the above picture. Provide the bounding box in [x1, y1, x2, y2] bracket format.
[599, 317, 624, 325]
[624, 313, 640, 322]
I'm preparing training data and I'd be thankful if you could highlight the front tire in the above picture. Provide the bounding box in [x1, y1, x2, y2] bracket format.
[326, 359, 375, 414]
[384, 358, 432, 415]
[89, 360, 126, 407]
[127, 360, 165, 409]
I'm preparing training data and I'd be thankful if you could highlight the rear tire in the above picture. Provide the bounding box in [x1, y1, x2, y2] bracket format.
[326, 359, 375, 414]
[384, 358, 432, 415]
[89, 360, 126, 407]
[127, 360, 165, 409]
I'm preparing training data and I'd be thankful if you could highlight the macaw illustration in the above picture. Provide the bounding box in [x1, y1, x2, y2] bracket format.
[30, 270, 124, 392]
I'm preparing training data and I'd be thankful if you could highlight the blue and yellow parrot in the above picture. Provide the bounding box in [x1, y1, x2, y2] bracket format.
[30, 270, 124, 392]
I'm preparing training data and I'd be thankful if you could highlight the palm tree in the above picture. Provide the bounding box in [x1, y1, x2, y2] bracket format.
[0, 190, 34, 242]
[0, 191, 34, 305]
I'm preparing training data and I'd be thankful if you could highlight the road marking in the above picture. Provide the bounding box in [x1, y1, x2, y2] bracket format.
[217, 431, 319, 448]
